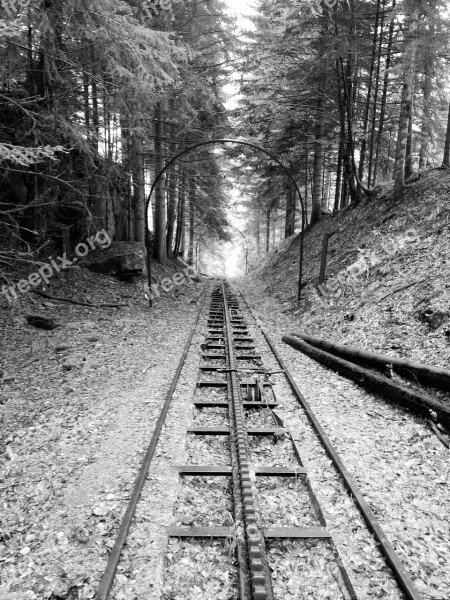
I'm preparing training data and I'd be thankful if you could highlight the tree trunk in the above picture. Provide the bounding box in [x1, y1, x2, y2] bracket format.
[443, 103, 450, 168]
[153, 103, 167, 263]
[174, 168, 186, 257]
[311, 94, 324, 225]
[131, 131, 145, 242]
[284, 183, 295, 237]
[304, 131, 309, 222]
[394, 4, 419, 193]
[187, 178, 195, 265]
[334, 132, 344, 211]
[265, 208, 270, 253]
[419, 42, 433, 169]
[288, 331, 450, 392]
[358, 0, 381, 184]
[282, 334, 450, 428]
[405, 103, 414, 179]
[368, 0, 385, 186]
[373, 0, 396, 185]
[166, 130, 177, 257]
[255, 211, 261, 259]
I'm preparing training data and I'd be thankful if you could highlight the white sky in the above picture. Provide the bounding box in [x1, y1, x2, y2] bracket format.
[225, 0, 257, 25]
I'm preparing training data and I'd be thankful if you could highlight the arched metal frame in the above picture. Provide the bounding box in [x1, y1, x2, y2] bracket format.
[145, 138, 306, 307]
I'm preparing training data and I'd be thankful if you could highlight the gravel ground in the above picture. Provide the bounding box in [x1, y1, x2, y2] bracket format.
[161, 539, 238, 600]
[267, 539, 353, 600]
[3, 269, 447, 600]
[237, 279, 450, 600]
[256, 477, 319, 528]
[0, 265, 210, 599]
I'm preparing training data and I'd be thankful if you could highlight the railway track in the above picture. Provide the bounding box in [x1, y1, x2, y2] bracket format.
[96, 282, 423, 600]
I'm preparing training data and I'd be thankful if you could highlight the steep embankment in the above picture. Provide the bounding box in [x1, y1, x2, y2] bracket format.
[245, 170, 450, 370]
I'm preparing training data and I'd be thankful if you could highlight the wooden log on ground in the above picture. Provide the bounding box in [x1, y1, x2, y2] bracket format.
[289, 331, 450, 392]
[282, 334, 450, 428]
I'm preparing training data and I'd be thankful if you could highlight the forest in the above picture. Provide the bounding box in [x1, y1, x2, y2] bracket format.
[2, 2, 450, 599]
[1, 0, 450, 273]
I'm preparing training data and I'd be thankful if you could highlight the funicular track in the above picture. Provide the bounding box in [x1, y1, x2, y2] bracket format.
[97, 282, 423, 600]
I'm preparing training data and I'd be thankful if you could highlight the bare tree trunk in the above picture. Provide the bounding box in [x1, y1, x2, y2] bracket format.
[131, 131, 145, 242]
[373, 0, 396, 185]
[443, 103, 450, 168]
[304, 131, 309, 222]
[187, 178, 195, 265]
[368, 0, 385, 186]
[311, 94, 324, 226]
[153, 103, 166, 263]
[255, 211, 261, 259]
[174, 168, 185, 257]
[284, 183, 295, 237]
[419, 50, 432, 169]
[120, 115, 132, 240]
[166, 129, 177, 257]
[394, 3, 419, 193]
[358, 0, 381, 184]
[265, 208, 270, 253]
[334, 133, 344, 211]
[405, 103, 414, 179]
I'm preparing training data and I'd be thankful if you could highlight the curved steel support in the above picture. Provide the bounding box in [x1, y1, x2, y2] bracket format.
[145, 138, 306, 307]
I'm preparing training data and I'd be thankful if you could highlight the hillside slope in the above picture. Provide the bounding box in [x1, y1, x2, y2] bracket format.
[244, 169, 450, 370]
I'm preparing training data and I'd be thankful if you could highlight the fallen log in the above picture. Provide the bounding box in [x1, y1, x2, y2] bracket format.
[282, 334, 450, 429]
[32, 289, 127, 308]
[289, 331, 450, 392]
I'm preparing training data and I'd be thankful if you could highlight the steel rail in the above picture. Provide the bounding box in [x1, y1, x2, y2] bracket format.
[238, 289, 423, 600]
[96, 293, 206, 600]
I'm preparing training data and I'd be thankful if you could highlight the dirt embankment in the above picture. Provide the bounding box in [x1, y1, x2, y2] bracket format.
[246, 169, 450, 369]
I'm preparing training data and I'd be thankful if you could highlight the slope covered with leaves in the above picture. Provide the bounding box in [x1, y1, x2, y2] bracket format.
[246, 169, 450, 369]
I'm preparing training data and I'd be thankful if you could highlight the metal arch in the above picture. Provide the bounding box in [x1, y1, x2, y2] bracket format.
[145, 138, 306, 306]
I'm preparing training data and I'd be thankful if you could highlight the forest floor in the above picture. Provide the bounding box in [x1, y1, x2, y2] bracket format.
[0, 169, 449, 600]
[0, 257, 209, 599]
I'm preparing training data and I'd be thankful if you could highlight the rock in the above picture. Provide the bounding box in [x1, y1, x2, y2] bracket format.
[418, 309, 449, 331]
[62, 354, 85, 370]
[54, 344, 72, 352]
[93, 503, 109, 516]
[26, 315, 59, 330]
[87, 252, 144, 278]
